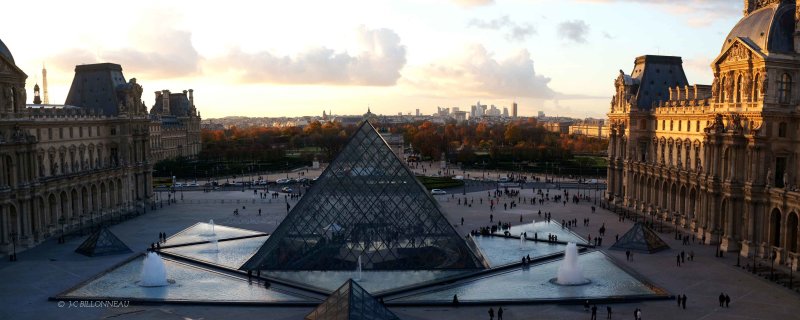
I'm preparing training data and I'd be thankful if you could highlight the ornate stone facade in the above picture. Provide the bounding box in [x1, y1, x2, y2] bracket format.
[608, 1, 800, 270]
[148, 89, 201, 162]
[0, 44, 152, 256]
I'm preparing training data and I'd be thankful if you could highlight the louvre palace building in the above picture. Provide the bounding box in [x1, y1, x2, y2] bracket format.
[0, 39, 200, 257]
[607, 0, 800, 269]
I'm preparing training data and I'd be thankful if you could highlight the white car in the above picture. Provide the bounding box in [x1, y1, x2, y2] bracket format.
[431, 189, 447, 195]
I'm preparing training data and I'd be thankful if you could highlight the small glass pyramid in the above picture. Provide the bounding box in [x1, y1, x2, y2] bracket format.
[305, 279, 400, 320]
[75, 227, 133, 257]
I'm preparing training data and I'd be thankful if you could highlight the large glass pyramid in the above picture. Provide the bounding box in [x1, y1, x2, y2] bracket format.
[241, 121, 485, 271]
[305, 279, 400, 320]
[609, 222, 670, 254]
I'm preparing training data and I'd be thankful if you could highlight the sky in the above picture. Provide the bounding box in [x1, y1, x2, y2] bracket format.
[0, 0, 743, 119]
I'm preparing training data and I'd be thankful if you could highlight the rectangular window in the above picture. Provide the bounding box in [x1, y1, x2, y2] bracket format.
[670, 120, 674, 131]
[48, 128, 52, 140]
[678, 121, 682, 131]
[696, 121, 700, 132]
[688, 121, 691, 132]
[79, 127, 83, 138]
[70, 127, 74, 138]
[779, 122, 788, 138]
[59, 127, 63, 139]
[661, 120, 665, 131]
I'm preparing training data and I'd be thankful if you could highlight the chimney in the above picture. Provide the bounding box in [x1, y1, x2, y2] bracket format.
[188, 89, 194, 110]
[162, 90, 171, 115]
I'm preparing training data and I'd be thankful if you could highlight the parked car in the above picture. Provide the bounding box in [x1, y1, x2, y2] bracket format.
[281, 187, 294, 193]
[276, 178, 291, 184]
[431, 189, 447, 195]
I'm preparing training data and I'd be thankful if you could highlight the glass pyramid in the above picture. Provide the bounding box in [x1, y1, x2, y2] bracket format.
[241, 121, 485, 271]
[609, 222, 670, 253]
[305, 279, 400, 320]
[75, 227, 133, 257]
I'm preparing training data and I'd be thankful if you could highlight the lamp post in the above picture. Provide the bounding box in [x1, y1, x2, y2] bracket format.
[770, 249, 776, 281]
[752, 245, 757, 274]
[790, 257, 794, 289]
[9, 231, 18, 261]
[462, 169, 466, 195]
[58, 216, 65, 244]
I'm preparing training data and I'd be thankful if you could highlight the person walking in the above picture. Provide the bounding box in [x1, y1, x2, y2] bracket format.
[677, 254, 681, 267]
[718, 293, 724, 307]
[498, 307, 504, 320]
[488, 307, 494, 320]
[591, 305, 598, 320]
[724, 294, 730, 307]
[681, 294, 687, 309]
[636, 308, 641, 320]
[626, 250, 631, 261]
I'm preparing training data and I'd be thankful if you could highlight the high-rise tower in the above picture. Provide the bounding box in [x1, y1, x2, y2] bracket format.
[42, 63, 49, 104]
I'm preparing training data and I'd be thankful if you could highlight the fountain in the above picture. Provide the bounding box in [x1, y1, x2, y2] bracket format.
[139, 252, 170, 287]
[552, 242, 590, 286]
[204, 219, 216, 236]
[355, 255, 363, 281]
[519, 232, 525, 248]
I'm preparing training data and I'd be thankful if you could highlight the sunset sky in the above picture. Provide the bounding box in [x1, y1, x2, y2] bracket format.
[1, 0, 742, 119]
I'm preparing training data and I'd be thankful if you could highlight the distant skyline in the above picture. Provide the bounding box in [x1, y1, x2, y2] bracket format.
[1, 0, 742, 119]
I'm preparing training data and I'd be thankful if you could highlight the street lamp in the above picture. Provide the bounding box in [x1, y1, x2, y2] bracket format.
[771, 249, 776, 281]
[9, 231, 18, 261]
[58, 216, 66, 244]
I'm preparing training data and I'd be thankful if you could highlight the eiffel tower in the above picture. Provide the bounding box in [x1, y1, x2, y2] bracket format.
[241, 121, 485, 271]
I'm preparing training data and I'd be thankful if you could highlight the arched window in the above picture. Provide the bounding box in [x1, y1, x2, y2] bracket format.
[779, 73, 792, 104]
[736, 75, 743, 103]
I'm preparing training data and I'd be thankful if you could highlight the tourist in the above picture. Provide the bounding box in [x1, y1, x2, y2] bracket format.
[591, 305, 598, 320]
[718, 293, 724, 307]
[626, 250, 630, 261]
[490, 214, 494, 222]
[682, 294, 687, 309]
[635, 308, 641, 320]
[497, 307, 503, 320]
[677, 254, 681, 267]
[681, 251, 685, 263]
[724, 294, 730, 307]
[461, 217, 464, 225]
[488, 307, 494, 320]
[689, 250, 694, 261]
[606, 306, 612, 319]
[452, 294, 459, 305]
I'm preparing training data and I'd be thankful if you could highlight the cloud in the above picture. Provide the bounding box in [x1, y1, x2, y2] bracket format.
[557, 20, 590, 43]
[210, 26, 406, 86]
[468, 16, 536, 41]
[47, 11, 201, 78]
[579, 0, 739, 27]
[453, 0, 494, 7]
[408, 45, 554, 98]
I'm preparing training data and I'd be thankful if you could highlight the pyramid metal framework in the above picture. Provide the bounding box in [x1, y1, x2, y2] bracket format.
[609, 222, 670, 254]
[305, 279, 400, 320]
[75, 227, 133, 257]
[241, 121, 484, 271]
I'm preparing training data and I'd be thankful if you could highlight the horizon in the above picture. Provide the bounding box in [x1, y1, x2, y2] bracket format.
[1, 0, 743, 119]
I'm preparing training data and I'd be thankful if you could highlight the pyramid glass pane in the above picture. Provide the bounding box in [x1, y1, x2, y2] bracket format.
[242, 121, 484, 271]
